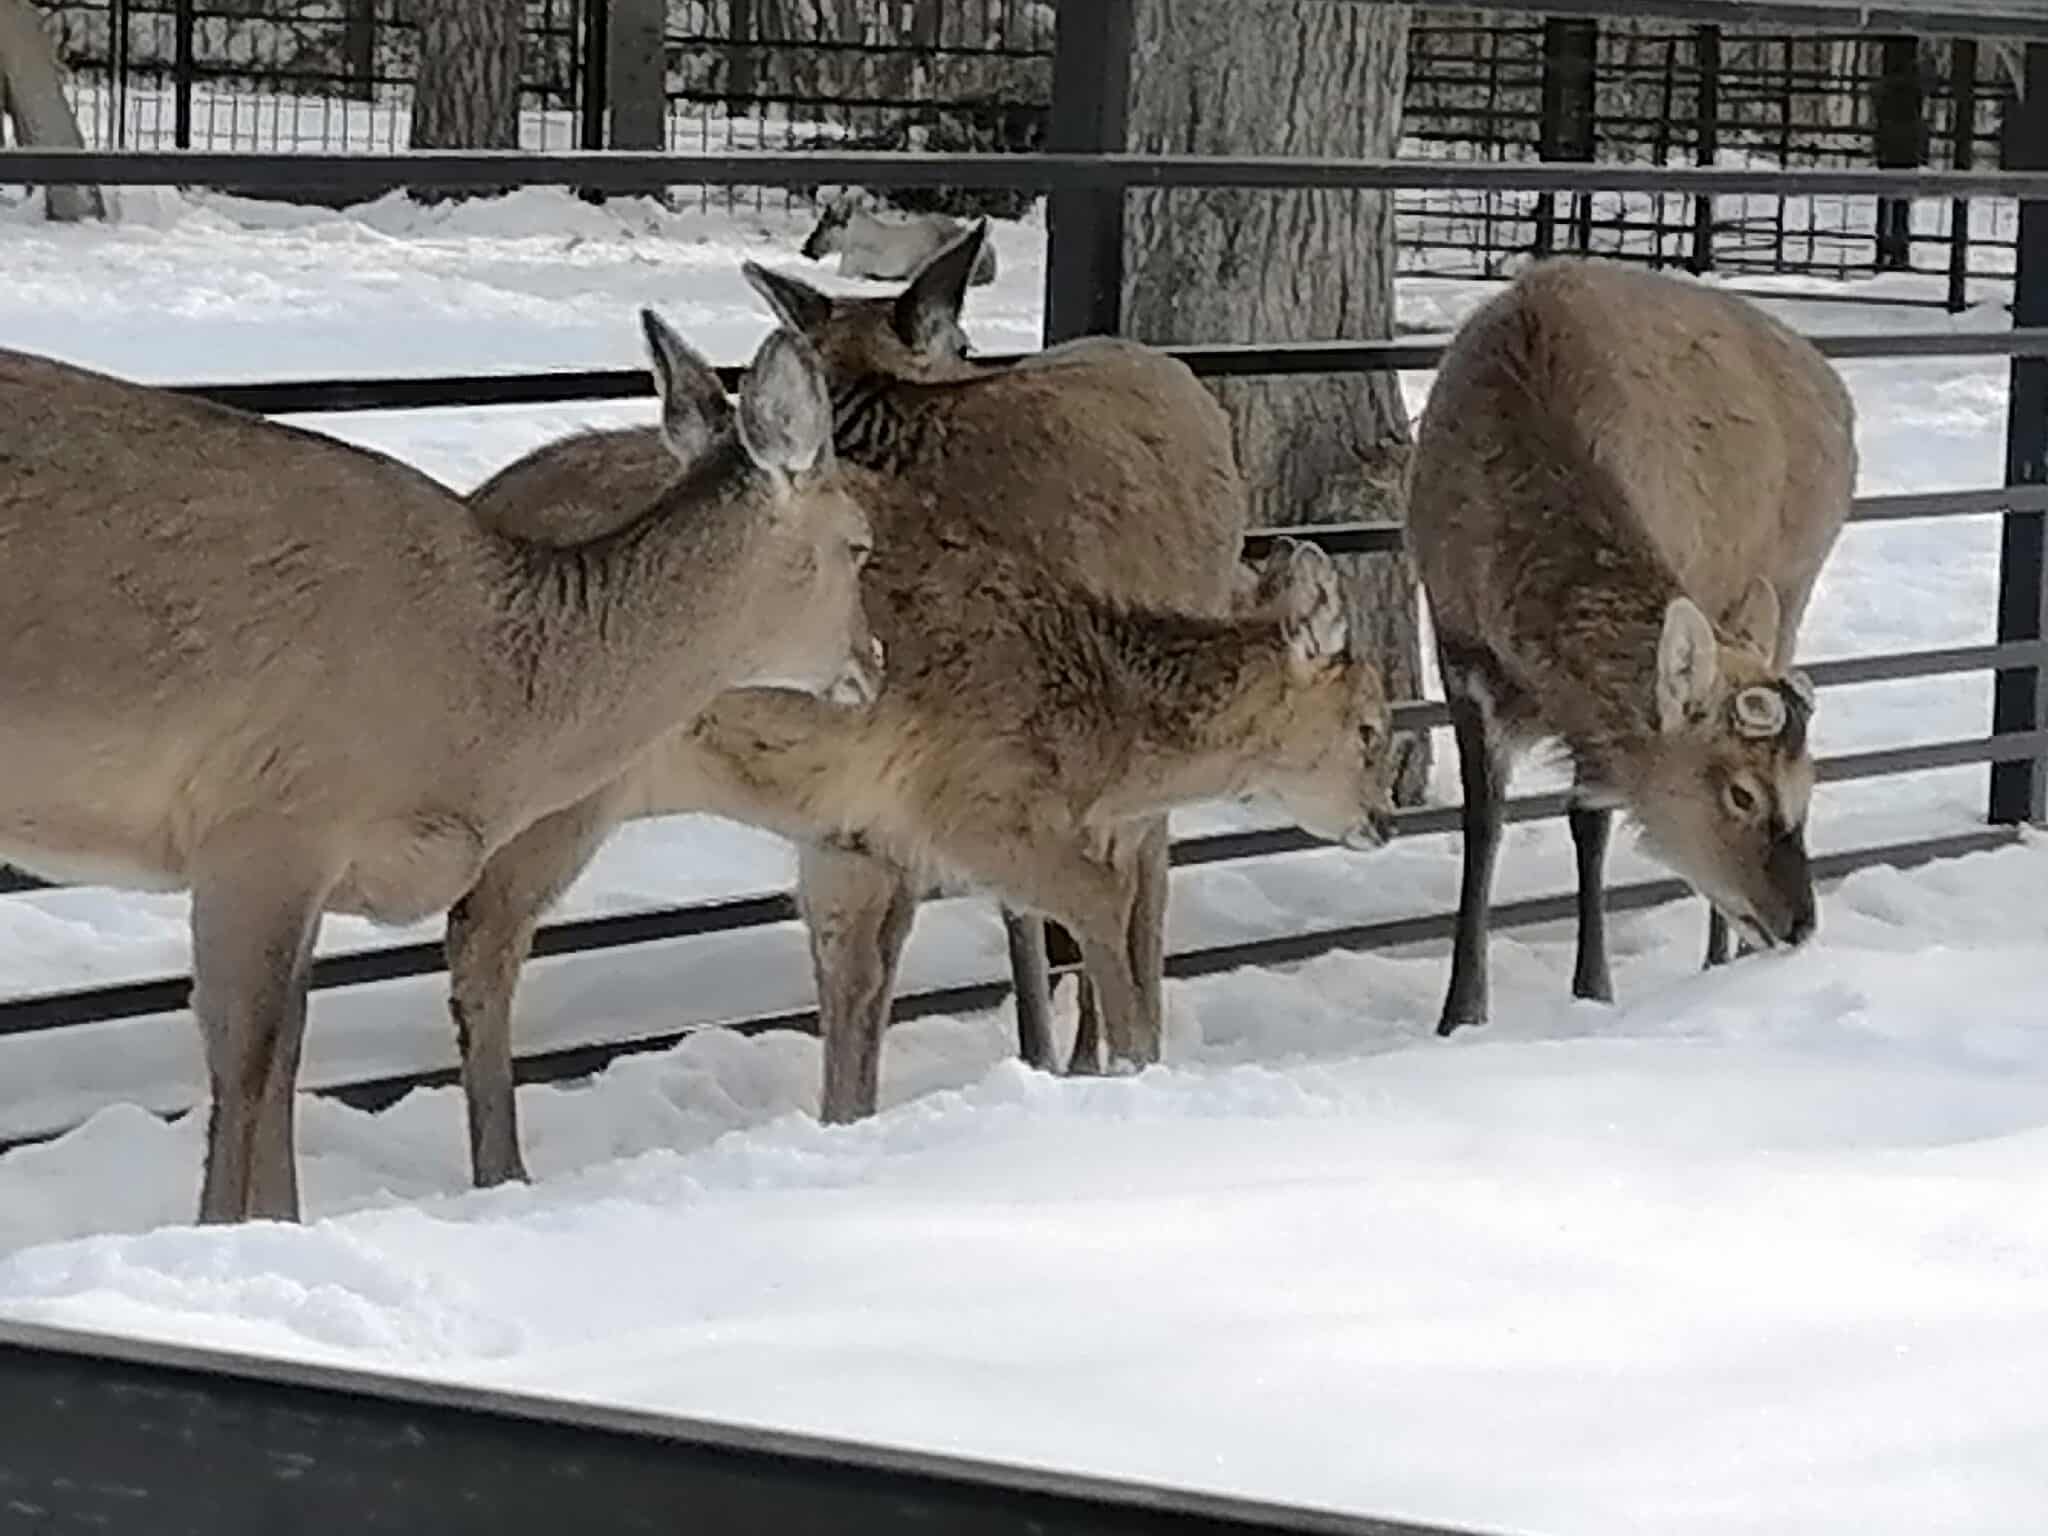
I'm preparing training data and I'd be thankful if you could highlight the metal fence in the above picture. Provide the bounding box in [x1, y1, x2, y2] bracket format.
[1401, 14, 2025, 296]
[0, 127, 2045, 1141]
[10, 1, 2034, 287]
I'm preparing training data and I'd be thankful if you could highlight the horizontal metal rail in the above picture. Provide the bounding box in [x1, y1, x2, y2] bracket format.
[1, 729, 2035, 1056]
[1, 500, 2038, 906]
[0, 1318, 1495, 1536]
[1399, 0, 2048, 36]
[11, 148, 2048, 199]
[1, 563, 2037, 907]
[0, 824, 2009, 1149]
[156, 330, 2048, 416]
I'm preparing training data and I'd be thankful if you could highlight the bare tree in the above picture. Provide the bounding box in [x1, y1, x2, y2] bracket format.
[0, 0, 102, 222]
[410, 0, 523, 191]
[1123, 1, 1427, 800]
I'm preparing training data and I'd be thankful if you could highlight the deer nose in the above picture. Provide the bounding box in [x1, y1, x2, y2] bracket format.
[1785, 902, 1817, 947]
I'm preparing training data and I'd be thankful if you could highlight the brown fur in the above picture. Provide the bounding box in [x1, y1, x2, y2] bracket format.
[442, 227, 1316, 1185]
[0, 317, 877, 1222]
[1407, 257, 1855, 1031]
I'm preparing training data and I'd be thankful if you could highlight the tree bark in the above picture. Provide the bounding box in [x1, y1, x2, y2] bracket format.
[410, 0, 524, 199]
[0, 0, 103, 222]
[1123, 1, 1428, 802]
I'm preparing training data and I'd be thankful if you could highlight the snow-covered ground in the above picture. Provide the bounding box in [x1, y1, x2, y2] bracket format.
[0, 186, 2043, 1534]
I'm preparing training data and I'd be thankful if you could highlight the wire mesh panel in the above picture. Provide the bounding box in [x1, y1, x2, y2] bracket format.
[7, 1, 2027, 283]
[29, 1, 585, 155]
[1403, 9, 2022, 286]
[660, 0, 1053, 214]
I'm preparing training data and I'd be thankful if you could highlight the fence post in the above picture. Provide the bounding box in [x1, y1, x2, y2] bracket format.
[1873, 34, 1924, 271]
[1043, 0, 1132, 343]
[109, 0, 129, 149]
[579, 0, 610, 153]
[1534, 17, 1596, 258]
[1689, 23, 1720, 274]
[1990, 42, 2048, 826]
[1947, 39, 1979, 312]
[608, 0, 665, 151]
[725, 0, 755, 117]
[1039, 0, 1134, 981]
[344, 0, 376, 104]
[172, 0, 193, 148]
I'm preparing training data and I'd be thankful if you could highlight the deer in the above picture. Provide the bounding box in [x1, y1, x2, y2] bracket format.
[801, 195, 999, 286]
[447, 526, 1395, 1181]
[1405, 256, 1857, 1035]
[0, 313, 880, 1225]
[439, 222, 1283, 1186]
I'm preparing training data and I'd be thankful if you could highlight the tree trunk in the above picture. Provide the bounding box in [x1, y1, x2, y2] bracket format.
[410, 0, 524, 200]
[1123, 2, 1428, 802]
[0, 0, 104, 222]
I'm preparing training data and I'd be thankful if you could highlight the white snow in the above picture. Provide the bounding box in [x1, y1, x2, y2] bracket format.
[0, 184, 2043, 1535]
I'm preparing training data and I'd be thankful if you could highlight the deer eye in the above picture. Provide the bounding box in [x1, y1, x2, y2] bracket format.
[1725, 780, 1760, 819]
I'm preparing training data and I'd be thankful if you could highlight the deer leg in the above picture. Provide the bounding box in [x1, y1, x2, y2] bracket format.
[801, 838, 919, 1124]
[1568, 803, 1615, 1003]
[190, 832, 334, 1225]
[1439, 664, 1508, 1036]
[998, 849, 1146, 1073]
[448, 793, 624, 1189]
[1003, 906, 1059, 1072]
[1067, 973, 1103, 1076]
[1125, 817, 1172, 1061]
[1704, 908, 1734, 969]
[1067, 821, 1166, 1076]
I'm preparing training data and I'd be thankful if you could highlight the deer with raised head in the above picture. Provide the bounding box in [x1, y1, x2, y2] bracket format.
[0, 314, 879, 1223]
[1406, 256, 1856, 1034]
[801, 195, 999, 286]
[440, 222, 1292, 1185]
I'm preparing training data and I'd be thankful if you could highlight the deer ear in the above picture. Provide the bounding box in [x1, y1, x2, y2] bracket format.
[1723, 576, 1782, 657]
[640, 308, 731, 471]
[1275, 539, 1348, 674]
[736, 328, 833, 478]
[892, 220, 986, 355]
[1656, 596, 1720, 733]
[741, 261, 833, 336]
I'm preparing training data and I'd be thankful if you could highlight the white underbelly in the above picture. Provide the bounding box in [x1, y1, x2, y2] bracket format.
[0, 838, 185, 893]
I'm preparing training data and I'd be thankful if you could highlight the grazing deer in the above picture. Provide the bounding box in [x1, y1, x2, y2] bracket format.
[442, 223, 1270, 1184]
[801, 196, 999, 286]
[0, 315, 879, 1223]
[1406, 257, 1856, 1034]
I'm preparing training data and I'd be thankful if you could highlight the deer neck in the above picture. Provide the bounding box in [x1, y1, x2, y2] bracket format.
[481, 457, 765, 780]
[1082, 606, 1294, 825]
[1508, 525, 1687, 799]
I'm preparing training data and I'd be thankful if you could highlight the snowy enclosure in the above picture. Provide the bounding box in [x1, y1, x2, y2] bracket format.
[0, 179, 2043, 1535]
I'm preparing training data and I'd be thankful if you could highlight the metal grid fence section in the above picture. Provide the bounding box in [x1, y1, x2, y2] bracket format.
[10, 1, 2038, 284]
[1400, 15, 2024, 289]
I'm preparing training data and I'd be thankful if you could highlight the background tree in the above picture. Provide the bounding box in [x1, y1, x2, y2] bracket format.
[0, 0, 103, 222]
[1123, 0, 1429, 801]
[409, 0, 524, 199]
